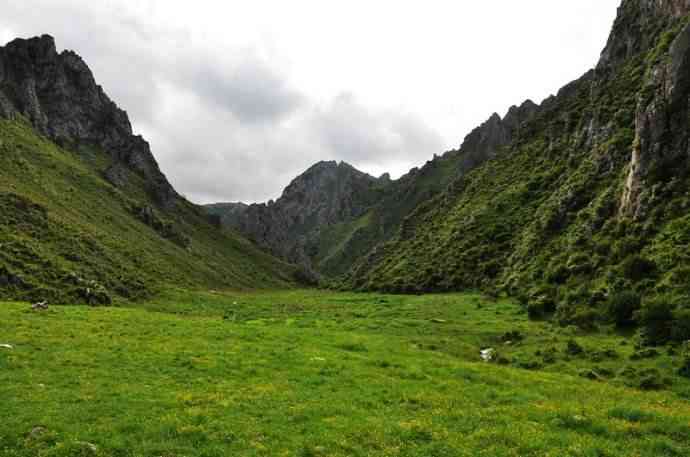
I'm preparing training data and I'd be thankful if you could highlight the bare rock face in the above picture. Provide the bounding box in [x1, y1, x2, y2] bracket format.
[618, 12, 690, 217]
[598, 0, 690, 69]
[0, 35, 177, 208]
[448, 99, 539, 173]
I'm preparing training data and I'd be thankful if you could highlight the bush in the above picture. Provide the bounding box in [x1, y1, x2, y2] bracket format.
[621, 256, 656, 281]
[524, 285, 557, 319]
[679, 357, 690, 379]
[608, 291, 642, 327]
[636, 296, 675, 345]
[671, 307, 690, 342]
[546, 263, 570, 284]
[569, 308, 600, 331]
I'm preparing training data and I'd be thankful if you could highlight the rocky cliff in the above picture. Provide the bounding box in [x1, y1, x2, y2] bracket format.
[210, 161, 387, 274]
[0, 35, 177, 208]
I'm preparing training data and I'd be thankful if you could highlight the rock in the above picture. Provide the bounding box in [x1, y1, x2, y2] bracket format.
[480, 348, 496, 362]
[28, 426, 47, 440]
[31, 301, 48, 311]
[619, 15, 690, 218]
[75, 441, 98, 455]
[598, 0, 690, 70]
[430, 318, 447, 324]
[0, 344, 13, 349]
[0, 35, 178, 208]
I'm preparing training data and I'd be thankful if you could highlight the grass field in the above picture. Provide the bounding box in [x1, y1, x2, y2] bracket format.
[1, 290, 690, 456]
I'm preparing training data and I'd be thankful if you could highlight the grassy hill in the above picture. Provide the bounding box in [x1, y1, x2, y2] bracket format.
[345, 6, 690, 336]
[0, 118, 296, 304]
[1, 290, 689, 456]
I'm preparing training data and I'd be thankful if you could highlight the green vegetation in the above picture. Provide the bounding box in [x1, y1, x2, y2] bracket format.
[0, 119, 296, 304]
[2, 290, 690, 456]
[344, 16, 690, 338]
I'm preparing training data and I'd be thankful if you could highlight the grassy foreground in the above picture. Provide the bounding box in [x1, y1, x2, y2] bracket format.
[1, 290, 690, 456]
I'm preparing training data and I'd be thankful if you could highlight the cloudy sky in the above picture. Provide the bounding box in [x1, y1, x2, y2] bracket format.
[1, 0, 621, 203]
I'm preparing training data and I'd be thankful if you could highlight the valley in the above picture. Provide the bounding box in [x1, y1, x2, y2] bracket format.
[2, 1, 690, 456]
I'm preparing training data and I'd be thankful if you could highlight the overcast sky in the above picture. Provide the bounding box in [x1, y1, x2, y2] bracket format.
[1, 0, 621, 203]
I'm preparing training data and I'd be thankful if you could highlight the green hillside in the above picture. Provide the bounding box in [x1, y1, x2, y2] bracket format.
[0, 119, 296, 304]
[346, 6, 690, 337]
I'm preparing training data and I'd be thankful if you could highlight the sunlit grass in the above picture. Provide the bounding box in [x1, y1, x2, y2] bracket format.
[1, 290, 689, 456]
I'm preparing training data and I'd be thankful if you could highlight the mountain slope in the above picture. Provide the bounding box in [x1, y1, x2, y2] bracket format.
[345, 0, 690, 330]
[0, 35, 296, 304]
[209, 101, 539, 278]
[207, 160, 390, 276]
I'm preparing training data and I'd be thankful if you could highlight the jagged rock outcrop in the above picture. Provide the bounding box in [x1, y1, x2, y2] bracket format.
[211, 161, 387, 272]
[598, 0, 690, 69]
[448, 100, 539, 172]
[0, 35, 177, 208]
[205, 202, 249, 227]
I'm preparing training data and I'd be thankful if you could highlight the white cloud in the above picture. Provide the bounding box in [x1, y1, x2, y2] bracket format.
[0, 0, 621, 203]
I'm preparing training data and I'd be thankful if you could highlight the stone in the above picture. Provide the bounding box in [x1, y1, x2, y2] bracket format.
[75, 441, 98, 455]
[28, 426, 47, 440]
[31, 301, 48, 311]
[480, 348, 495, 362]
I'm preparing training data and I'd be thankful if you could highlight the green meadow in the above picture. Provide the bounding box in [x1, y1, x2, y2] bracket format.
[1, 290, 690, 456]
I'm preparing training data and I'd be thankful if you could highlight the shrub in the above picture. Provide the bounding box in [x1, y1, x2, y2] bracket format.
[607, 291, 642, 327]
[546, 263, 570, 284]
[636, 296, 675, 345]
[569, 307, 600, 331]
[524, 286, 557, 319]
[621, 256, 656, 281]
[679, 357, 690, 379]
[671, 307, 690, 342]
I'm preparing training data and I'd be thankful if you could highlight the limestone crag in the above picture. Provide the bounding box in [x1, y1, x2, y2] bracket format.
[0, 35, 177, 208]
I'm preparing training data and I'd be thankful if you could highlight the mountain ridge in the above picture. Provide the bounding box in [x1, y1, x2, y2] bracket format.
[0, 34, 298, 303]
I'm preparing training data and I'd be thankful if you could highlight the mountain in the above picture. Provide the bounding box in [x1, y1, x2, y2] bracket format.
[344, 0, 690, 332]
[208, 99, 540, 278]
[0, 35, 297, 304]
[207, 160, 389, 277]
[211, 0, 690, 336]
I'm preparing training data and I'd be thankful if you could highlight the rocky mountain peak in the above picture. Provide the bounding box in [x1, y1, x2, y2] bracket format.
[598, 0, 690, 69]
[0, 35, 177, 208]
[449, 99, 540, 173]
[209, 159, 386, 272]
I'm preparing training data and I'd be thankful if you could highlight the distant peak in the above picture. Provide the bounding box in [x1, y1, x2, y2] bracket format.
[3, 34, 57, 58]
[488, 112, 502, 122]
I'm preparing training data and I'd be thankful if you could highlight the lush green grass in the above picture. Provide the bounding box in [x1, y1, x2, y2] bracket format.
[2, 290, 689, 456]
[0, 119, 296, 304]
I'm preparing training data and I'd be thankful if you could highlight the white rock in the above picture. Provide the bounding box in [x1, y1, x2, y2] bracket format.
[0, 344, 13, 349]
[480, 348, 495, 362]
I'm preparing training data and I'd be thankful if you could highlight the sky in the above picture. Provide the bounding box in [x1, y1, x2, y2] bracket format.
[0, 0, 621, 203]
